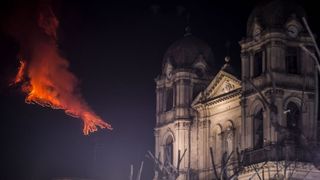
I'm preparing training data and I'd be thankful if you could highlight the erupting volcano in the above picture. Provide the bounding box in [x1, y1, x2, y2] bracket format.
[9, 6, 112, 135]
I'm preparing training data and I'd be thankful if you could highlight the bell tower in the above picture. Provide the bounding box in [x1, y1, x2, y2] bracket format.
[154, 30, 214, 178]
[240, 0, 318, 151]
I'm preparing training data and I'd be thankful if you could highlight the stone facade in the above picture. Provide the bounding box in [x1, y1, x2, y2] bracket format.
[154, 1, 320, 179]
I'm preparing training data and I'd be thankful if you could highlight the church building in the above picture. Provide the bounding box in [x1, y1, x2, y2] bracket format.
[154, 1, 320, 179]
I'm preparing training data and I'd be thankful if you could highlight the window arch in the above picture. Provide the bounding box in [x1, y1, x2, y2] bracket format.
[286, 102, 301, 132]
[253, 108, 264, 149]
[164, 135, 174, 165]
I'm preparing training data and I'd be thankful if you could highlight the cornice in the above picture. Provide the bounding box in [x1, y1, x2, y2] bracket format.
[205, 88, 242, 106]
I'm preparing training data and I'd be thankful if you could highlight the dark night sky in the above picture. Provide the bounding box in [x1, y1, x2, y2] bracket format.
[0, 0, 319, 179]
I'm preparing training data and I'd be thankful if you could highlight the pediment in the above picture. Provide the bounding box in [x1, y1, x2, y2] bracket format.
[208, 75, 241, 98]
[192, 71, 241, 106]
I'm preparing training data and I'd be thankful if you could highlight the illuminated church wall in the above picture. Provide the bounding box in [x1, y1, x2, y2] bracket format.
[154, 1, 320, 179]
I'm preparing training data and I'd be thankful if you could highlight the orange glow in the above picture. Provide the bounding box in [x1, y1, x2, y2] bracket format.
[11, 7, 112, 135]
[14, 61, 112, 134]
[13, 60, 26, 84]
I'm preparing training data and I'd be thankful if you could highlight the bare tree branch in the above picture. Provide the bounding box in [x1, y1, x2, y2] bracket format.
[210, 147, 219, 179]
[136, 161, 144, 180]
[129, 164, 133, 180]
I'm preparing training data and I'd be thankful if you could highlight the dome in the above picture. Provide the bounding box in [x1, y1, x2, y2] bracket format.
[247, 0, 306, 35]
[162, 35, 214, 69]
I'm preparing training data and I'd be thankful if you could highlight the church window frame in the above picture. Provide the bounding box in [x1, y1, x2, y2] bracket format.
[285, 101, 301, 133]
[285, 47, 300, 74]
[253, 108, 264, 149]
[164, 135, 174, 165]
[253, 50, 264, 78]
[165, 87, 173, 112]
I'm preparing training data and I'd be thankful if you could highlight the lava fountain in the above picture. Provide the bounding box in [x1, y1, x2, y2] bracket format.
[10, 5, 112, 135]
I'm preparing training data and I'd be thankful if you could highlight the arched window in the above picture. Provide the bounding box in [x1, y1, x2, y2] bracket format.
[253, 109, 264, 149]
[286, 102, 300, 132]
[164, 136, 173, 165]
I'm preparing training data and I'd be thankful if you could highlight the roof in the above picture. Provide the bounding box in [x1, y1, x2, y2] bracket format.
[247, 0, 306, 36]
[162, 35, 214, 69]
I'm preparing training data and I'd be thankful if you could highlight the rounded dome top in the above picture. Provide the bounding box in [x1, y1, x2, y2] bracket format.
[247, 0, 306, 35]
[162, 35, 214, 69]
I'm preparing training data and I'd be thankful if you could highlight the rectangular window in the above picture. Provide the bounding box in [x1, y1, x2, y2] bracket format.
[286, 47, 300, 74]
[253, 51, 263, 78]
[165, 88, 173, 111]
